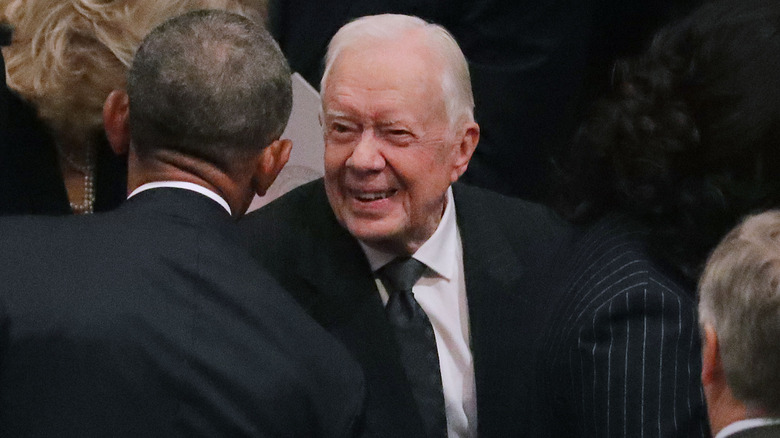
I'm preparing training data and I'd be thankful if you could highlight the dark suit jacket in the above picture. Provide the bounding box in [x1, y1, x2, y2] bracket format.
[0, 188, 364, 437]
[0, 41, 126, 216]
[537, 214, 710, 437]
[239, 180, 575, 437]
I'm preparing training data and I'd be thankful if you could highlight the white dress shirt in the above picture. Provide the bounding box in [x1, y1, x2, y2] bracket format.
[128, 181, 232, 215]
[359, 187, 477, 438]
[716, 418, 780, 438]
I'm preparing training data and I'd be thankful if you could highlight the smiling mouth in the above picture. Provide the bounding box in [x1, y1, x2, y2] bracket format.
[353, 189, 398, 202]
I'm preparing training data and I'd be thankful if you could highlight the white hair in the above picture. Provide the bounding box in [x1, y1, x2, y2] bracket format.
[320, 13, 474, 127]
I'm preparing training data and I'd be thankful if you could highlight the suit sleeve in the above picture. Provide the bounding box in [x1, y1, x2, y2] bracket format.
[566, 275, 710, 437]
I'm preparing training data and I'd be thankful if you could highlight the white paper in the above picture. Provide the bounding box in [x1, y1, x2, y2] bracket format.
[247, 72, 324, 212]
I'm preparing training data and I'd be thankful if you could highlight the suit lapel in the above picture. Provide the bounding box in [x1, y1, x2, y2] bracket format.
[294, 185, 427, 437]
[453, 184, 532, 436]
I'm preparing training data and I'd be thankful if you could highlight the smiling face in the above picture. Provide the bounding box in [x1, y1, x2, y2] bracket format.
[322, 33, 478, 255]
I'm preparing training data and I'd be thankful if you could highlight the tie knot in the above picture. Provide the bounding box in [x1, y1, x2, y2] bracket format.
[379, 257, 427, 293]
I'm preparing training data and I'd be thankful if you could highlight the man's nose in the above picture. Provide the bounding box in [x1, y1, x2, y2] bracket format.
[346, 131, 385, 171]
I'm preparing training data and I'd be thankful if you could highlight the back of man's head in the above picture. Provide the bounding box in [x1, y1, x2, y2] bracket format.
[126, 9, 292, 172]
[699, 210, 780, 416]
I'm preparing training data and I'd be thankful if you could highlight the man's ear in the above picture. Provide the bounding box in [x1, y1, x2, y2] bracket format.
[701, 324, 722, 385]
[700, 323, 748, 435]
[103, 90, 131, 156]
[450, 121, 479, 183]
[252, 139, 292, 197]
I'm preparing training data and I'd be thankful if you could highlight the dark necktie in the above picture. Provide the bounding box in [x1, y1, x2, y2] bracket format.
[379, 257, 447, 438]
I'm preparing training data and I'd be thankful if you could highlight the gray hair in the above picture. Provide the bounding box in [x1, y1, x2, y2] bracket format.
[127, 9, 292, 170]
[320, 13, 474, 127]
[698, 209, 780, 414]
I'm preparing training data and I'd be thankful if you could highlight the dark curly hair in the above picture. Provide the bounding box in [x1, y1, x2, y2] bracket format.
[555, 0, 780, 283]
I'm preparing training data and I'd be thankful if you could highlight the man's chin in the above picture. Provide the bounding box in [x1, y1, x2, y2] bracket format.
[344, 221, 404, 252]
[349, 226, 396, 246]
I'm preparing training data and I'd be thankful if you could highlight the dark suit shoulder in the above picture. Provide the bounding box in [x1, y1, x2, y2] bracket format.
[238, 179, 368, 313]
[454, 182, 572, 233]
[240, 180, 329, 245]
[547, 214, 699, 358]
[238, 180, 334, 272]
[565, 214, 694, 305]
[537, 213, 709, 438]
[453, 182, 576, 265]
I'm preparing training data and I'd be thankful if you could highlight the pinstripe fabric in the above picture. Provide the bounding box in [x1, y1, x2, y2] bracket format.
[540, 214, 711, 437]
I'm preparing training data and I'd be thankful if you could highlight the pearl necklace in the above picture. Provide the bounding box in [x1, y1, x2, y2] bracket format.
[56, 142, 95, 214]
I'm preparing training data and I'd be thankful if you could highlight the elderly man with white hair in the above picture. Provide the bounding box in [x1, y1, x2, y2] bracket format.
[240, 13, 707, 438]
[240, 13, 573, 437]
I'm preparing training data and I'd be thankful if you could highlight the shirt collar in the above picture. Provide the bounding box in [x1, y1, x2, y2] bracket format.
[359, 186, 458, 281]
[715, 418, 780, 438]
[128, 181, 232, 215]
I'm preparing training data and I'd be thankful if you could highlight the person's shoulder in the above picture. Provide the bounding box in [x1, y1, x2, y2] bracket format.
[455, 181, 566, 218]
[0, 200, 185, 260]
[453, 182, 574, 241]
[0, 213, 99, 246]
[564, 213, 694, 305]
[237, 179, 337, 266]
[242, 179, 326, 227]
[572, 214, 651, 264]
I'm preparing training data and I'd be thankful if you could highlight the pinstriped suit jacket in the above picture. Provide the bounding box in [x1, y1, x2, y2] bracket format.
[540, 214, 711, 437]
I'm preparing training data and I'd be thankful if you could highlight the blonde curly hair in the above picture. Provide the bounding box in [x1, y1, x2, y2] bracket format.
[1, 0, 267, 147]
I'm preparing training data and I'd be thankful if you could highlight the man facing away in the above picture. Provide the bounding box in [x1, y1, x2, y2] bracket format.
[0, 10, 364, 437]
[698, 210, 780, 438]
[239, 13, 709, 438]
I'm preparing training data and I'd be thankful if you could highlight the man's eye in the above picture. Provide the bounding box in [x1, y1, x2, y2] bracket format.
[330, 123, 352, 134]
[326, 123, 358, 143]
[389, 129, 409, 136]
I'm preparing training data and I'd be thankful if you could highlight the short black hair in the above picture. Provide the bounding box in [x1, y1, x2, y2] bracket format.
[127, 9, 292, 171]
